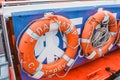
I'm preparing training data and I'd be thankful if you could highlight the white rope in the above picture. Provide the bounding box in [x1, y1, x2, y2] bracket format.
[91, 27, 110, 48]
[53, 17, 80, 78]
[85, 11, 110, 56]
[84, 10, 118, 57]
[56, 19, 79, 49]
[55, 41, 82, 78]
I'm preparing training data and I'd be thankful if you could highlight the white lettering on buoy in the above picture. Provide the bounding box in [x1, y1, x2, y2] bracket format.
[28, 62, 35, 69]
[44, 63, 66, 74]
[36, 27, 43, 35]
[44, 24, 49, 31]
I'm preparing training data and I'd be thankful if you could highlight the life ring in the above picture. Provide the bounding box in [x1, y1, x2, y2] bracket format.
[118, 20, 120, 40]
[81, 10, 118, 59]
[117, 20, 120, 47]
[18, 14, 78, 79]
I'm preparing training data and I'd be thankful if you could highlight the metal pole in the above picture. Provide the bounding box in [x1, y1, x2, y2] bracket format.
[1, 3, 16, 80]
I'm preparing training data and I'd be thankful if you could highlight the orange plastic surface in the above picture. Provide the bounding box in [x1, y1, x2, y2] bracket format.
[9, 67, 15, 80]
[41, 49, 120, 80]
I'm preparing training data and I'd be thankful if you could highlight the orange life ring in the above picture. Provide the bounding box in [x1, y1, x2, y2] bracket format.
[18, 14, 78, 79]
[118, 20, 120, 40]
[117, 20, 120, 47]
[81, 10, 118, 59]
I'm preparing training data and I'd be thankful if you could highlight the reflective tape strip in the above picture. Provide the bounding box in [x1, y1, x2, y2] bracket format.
[86, 51, 97, 59]
[98, 48, 102, 56]
[108, 44, 114, 51]
[30, 71, 44, 79]
[62, 54, 74, 66]
[110, 32, 116, 36]
[62, 54, 70, 61]
[26, 28, 39, 40]
[67, 59, 74, 66]
[28, 63, 43, 79]
[64, 23, 74, 34]
[36, 63, 43, 72]
[81, 38, 90, 43]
